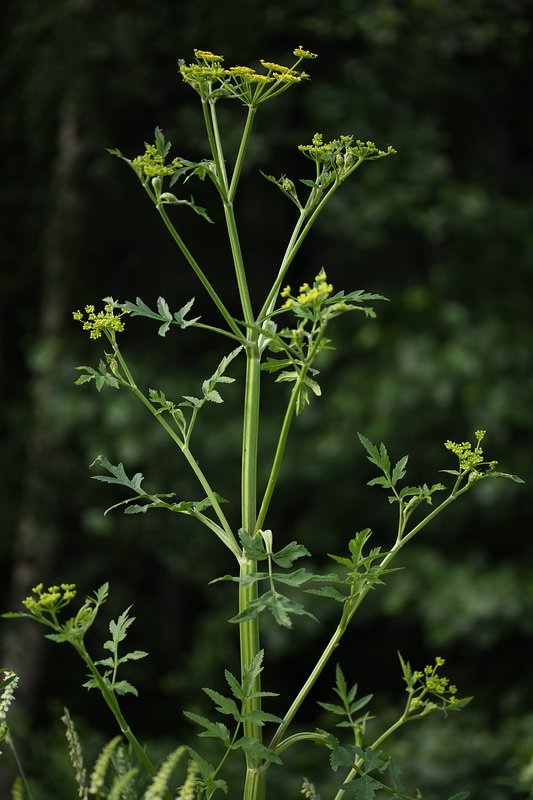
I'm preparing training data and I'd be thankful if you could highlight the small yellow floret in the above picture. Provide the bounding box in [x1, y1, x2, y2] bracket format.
[273, 72, 301, 83]
[247, 73, 273, 84]
[193, 49, 224, 62]
[260, 60, 290, 72]
[226, 66, 255, 76]
[293, 46, 318, 59]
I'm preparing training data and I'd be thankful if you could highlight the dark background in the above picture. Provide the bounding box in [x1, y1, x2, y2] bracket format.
[1, 1, 532, 798]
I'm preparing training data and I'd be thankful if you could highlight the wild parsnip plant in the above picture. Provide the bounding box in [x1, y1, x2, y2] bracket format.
[2, 48, 523, 800]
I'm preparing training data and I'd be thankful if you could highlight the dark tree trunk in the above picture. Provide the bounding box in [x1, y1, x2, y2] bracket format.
[2, 94, 82, 715]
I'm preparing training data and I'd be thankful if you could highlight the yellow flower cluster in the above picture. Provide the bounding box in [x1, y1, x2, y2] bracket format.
[180, 46, 317, 98]
[23, 583, 76, 615]
[179, 62, 227, 84]
[413, 657, 459, 705]
[260, 60, 291, 72]
[258, 59, 302, 83]
[298, 132, 348, 160]
[280, 270, 333, 309]
[193, 49, 224, 62]
[445, 430, 497, 473]
[132, 144, 182, 179]
[299, 133, 396, 165]
[350, 140, 397, 160]
[73, 304, 130, 340]
[293, 46, 318, 59]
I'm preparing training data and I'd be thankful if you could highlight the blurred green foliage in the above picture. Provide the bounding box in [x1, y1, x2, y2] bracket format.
[1, 0, 532, 797]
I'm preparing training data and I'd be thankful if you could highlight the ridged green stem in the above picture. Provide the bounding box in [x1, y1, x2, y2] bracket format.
[243, 766, 266, 800]
[201, 94, 266, 800]
[224, 202, 254, 325]
[240, 344, 262, 700]
[240, 344, 267, 800]
[229, 107, 257, 202]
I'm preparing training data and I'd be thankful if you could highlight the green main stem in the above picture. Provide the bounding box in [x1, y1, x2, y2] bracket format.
[201, 96, 266, 799]
[240, 343, 266, 800]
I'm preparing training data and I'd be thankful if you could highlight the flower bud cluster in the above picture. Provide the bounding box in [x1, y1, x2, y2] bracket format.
[73, 304, 130, 340]
[22, 583, 77, 615]
[132, 144, 182, 179]
[445, 430, 498, 474]
[410, 657, 461, 713]
[280, 270, 333, 310]
[298, 133, 396, 171]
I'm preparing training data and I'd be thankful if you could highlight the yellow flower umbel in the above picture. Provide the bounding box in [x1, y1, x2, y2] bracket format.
[280, 270, 333, 310]
[22, 583, 77, 620]
[179, 46, 317, 106]
[299, 133, 396, 178]
[132, 144, 182, 179]
[409, 657, 464, 714]
[293, 46, 318, 59]
[73, 304, 130, 340]
[179, 49, 226, 88]
[193, 48, 224, 62]
[444, 430, 498, 476]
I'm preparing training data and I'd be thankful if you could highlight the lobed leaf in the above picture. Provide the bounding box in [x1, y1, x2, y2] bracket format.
[117, 650, 148, 662]
[272, 568, 318, 587]
[340, 775, 382, 799]
[154, 126, 172, 159]
[238, 529, 267, 560]
[391, 455, 409, 485]
[105, 295, 200, 337]
[271, 541, 311, 568]
[203, 688, 240, 720]
[112, 680, 139, 696]
[90, 456, 144, 493]
[305, 586, 347, 602]
[318, 701, 346, 716]
[231, 737, 282, 765]
[184, 712, 231, 746]
[242, 709, 283, 725]
[229, 589, 317, 628]
[108, 609, 133, 640]
[357, 433, 390, 474]
[224, 670, 245, 702]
